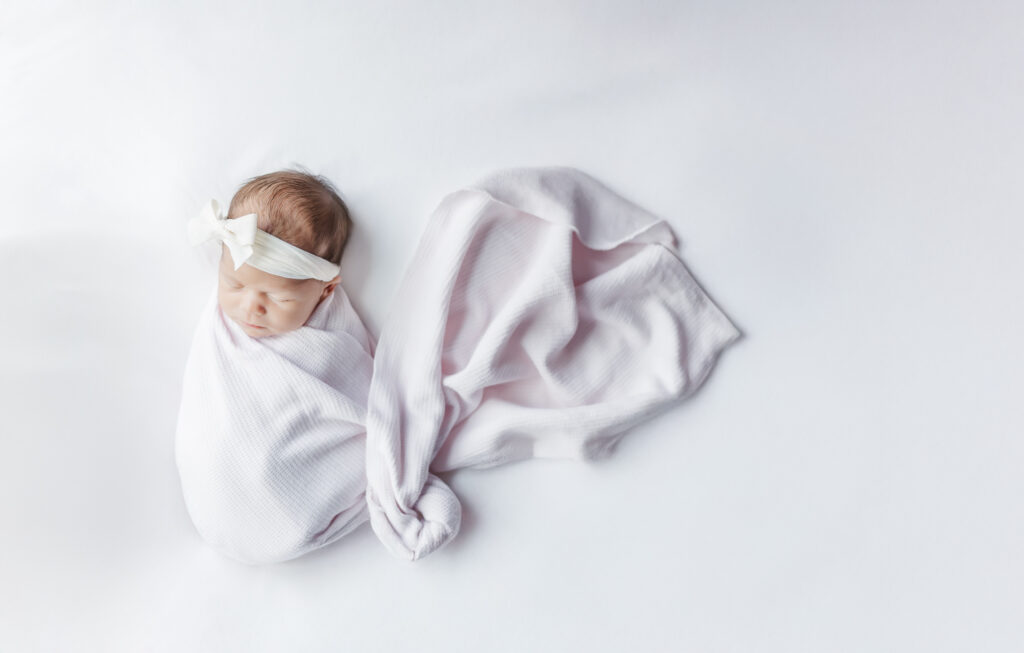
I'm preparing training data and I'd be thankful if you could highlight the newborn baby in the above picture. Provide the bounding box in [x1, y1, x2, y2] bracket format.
[211, 170, 349, 337]
[177, 169, 378, 564]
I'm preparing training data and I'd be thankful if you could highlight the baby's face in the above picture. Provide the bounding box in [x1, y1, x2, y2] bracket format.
[217, 244, 338, 338]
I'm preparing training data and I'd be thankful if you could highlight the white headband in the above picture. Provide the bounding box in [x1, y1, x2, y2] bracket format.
[187, 199, 341, 282]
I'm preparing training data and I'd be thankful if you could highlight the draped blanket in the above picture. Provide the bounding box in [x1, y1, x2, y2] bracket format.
[175, 166, 742, 564]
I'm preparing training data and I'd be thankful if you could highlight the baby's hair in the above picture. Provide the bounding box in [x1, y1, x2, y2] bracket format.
[227, 166, 352, 266]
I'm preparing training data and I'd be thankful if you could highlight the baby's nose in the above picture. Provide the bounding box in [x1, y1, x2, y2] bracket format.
[241, 293, 266, 314]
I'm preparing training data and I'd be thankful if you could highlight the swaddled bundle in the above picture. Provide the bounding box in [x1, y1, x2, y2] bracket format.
[175, 278, 376, 563]
[175, 166, 742, 564]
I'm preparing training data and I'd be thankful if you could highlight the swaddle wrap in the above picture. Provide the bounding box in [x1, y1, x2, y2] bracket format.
[175, 166, 743, 564]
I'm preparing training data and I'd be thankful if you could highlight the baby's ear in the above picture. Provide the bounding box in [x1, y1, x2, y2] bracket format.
[323, 277, 340, 297]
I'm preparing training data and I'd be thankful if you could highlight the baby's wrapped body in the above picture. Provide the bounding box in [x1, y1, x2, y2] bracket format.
[175, 279, 376, 563]
[175, 166, 742, 564]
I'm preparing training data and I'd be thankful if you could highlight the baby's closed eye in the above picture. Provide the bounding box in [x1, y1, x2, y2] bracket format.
[224, 282, 291, 302]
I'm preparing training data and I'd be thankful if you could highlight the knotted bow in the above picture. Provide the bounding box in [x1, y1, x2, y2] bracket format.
[187, 199, 258, 271]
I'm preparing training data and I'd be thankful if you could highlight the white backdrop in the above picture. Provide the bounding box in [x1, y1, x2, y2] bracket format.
[2, 1, 1022, 651]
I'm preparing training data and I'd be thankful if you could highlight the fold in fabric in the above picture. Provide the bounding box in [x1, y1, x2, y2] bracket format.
[175, 165, 742, 564]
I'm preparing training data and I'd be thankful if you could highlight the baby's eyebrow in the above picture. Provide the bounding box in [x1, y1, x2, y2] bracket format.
[222, 271, 301, 293]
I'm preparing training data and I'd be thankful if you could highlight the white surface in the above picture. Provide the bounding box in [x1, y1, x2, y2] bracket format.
[1, 1, 1022, 651]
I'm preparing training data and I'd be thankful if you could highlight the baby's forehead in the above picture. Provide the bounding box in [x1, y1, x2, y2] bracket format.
[219, 258, 307, 288]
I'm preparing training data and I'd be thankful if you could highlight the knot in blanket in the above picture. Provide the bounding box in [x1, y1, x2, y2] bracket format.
[175, 166, 742, 564]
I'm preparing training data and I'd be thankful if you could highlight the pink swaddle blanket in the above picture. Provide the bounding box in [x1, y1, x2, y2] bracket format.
[175, 166, 742, 564]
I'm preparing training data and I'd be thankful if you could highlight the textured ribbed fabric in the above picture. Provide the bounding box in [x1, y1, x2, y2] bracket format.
[175, 165, 742, 564]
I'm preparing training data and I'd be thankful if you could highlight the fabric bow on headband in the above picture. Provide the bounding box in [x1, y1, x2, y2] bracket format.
[187, 199, 258, 271]
[186, 198, 341, 281]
